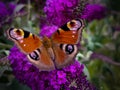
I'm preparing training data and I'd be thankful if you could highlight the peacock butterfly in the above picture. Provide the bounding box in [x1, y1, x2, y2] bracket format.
[7, 19, 84, 71]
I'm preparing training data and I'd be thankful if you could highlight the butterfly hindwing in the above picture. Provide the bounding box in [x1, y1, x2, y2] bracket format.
[53, 43, 78, 68]
[27, 46, 55, 71]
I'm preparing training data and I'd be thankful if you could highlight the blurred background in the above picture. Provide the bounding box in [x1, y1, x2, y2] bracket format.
[0, 0, 120, 90]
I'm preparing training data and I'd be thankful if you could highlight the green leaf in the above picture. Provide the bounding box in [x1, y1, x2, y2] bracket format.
[14, 4, 25, 13]
[83, 64, 90, 80]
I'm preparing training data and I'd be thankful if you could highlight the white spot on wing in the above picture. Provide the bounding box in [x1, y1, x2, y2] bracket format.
[23, 44, 26, 47]
[72, 35, 75, 38]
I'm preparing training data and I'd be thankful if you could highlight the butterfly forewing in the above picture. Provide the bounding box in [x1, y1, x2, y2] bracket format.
[52, 19, 84, 44]
[52, 30, 78, 44]
[7, 28, 42, 54]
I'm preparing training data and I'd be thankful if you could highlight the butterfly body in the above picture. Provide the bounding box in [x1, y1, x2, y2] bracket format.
[7, 19, 84, 71]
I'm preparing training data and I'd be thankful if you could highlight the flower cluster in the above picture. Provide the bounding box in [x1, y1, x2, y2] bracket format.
[40, 25, 58, 37]
[0, 2, 16, 27]
[8, 46, 96, 90]
[44, 0, 80, 26]
[7, 0, 106, 90]
[81, 4, 107, 22]
[44, 0, 107, 26]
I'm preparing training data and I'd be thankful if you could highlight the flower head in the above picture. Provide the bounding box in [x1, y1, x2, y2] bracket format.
[81, 4, 107, 22]
[0, 2, 16, 27]
[0, 2, 9, 24]
[44, 0, 80, 26]
[40, 25, 58, 37]
[8, 0, 98, 89]
[7, 3, 16, 15]
[57, 71, 67, 84]
[43, 0, 107, 26]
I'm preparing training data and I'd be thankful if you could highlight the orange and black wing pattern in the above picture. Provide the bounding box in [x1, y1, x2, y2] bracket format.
[52, 19, 84, 44]
[52, 19, 84, 68]
[7, 28, 55, 71]
[7, 28, 42, 54]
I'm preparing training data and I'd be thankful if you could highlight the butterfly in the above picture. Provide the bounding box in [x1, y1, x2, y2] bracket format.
[7, 19, 84, 71]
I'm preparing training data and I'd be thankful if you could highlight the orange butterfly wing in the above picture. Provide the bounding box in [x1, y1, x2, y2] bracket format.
[52, 19, 84, 44]
[27, 45, 55, 71]
[52, 19, 84, 68]
[52, 30, 78, 44]
[7, 28, 55, 71]
[7, 28, 42, 54]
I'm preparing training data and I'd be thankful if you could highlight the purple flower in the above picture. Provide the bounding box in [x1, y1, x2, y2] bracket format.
[40, 25, 58, 37]
[8, 46, 96, 90]
[7, 3, 16, 15]
[8, 1, 98, 89]
[57, 71, 67, 84]
[57, 71, 66, 78]
[81, 4, 107, 22]
[0, 2, 16, 27]
[44, 0, 80, 26]
[0, 2, 9, 23]
[43, 0, 107, 26]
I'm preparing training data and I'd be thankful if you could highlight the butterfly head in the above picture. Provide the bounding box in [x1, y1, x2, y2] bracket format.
[7, 28, 24, 40]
